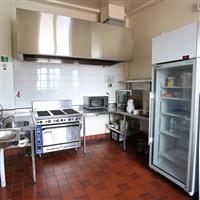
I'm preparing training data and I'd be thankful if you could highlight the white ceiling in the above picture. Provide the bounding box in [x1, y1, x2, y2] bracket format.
[42, 0, 153, 14]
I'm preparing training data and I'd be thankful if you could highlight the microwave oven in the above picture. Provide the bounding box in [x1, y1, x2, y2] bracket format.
[83, 96, 108, 110]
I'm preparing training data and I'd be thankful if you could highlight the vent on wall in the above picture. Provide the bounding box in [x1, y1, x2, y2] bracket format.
[103, 17, 125, 27]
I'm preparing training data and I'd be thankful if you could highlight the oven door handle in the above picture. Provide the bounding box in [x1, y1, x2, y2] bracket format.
[42, 123, 80, 130]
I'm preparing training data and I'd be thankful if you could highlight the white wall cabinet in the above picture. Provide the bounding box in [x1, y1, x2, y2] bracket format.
[152, 22, 198, 64]
[0, 62, 14, 109]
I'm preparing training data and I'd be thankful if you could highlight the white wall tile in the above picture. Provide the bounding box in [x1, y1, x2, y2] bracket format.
[13, 61, 125, 108]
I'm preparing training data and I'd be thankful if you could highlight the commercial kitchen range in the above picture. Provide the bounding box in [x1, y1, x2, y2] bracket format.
[32, 100, 83, 156]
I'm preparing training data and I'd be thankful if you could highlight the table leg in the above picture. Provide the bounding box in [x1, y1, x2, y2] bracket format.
[83, 116, 86, 154]
[108, 113, 111, 140]
[31, 131, 36, 183]
[0, 149, 6, 187]
[123, 115, 126, 150]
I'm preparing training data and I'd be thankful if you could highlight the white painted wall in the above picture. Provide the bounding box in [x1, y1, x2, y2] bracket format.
[13, 61, 124, 108]
[0, 62, 14, 109]
[126, 0, 199, 79]
[81, 114, 109, 136]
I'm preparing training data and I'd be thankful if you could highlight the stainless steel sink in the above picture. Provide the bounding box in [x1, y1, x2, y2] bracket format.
[0, 130, 18, 141]
[4, 121, 29, 128]
[0, 120, 29, 149]
[0, 129, 20, 148]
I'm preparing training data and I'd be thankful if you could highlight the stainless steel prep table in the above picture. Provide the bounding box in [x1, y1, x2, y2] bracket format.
[0, 113, 36, 187]
[76, 107, 110, 154]
[77, 106, 149, 153]
[108, 108, 149, 150]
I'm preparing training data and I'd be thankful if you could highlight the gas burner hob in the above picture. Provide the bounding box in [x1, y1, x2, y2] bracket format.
[50, 110, 65, 115]
[34, 108, 82, 125]
[37, 111, 51, 117]
[63, 109, 79, 114]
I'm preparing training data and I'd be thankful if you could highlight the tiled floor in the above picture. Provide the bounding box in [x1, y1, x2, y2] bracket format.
[0, 139, 196, 200]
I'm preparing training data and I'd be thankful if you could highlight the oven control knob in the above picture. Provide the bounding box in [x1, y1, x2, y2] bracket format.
[61, 119, 63, 122]
[48, 120, 51, 123]
[68, 118, 71, 121]
[40, 121, 43, 124]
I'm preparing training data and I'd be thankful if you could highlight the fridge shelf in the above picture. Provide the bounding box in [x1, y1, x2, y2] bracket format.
[156, 160, 187, 184]
[160, 149, 188, 169]
[161, 112, 190, 121]
[162, 86, 192, 89]
[160, 97, 191, 101]
[160, 130, 189, 140]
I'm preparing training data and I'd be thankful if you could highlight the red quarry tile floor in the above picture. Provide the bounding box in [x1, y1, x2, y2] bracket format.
[0, 139, 197, 200]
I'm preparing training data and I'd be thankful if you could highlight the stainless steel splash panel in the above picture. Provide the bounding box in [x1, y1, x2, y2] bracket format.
[32, 100, 72, 112]
[16, 9, 133, 62]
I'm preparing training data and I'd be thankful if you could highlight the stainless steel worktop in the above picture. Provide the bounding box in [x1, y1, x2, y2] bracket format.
[77, 107, 110, 116]
[110, 109, 149, 121]
[76, 106, 149, 121]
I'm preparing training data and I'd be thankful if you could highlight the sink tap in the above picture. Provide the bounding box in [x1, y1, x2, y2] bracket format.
[0, 115, 15, 127]
[0, 104, 3, 119]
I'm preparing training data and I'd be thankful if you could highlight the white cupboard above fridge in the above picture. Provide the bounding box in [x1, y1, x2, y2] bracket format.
[0, 62, 14, 109]
[152, 22, 198, 64]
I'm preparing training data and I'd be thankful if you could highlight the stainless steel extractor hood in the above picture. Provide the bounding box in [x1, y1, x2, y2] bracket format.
[16, 9, 133, 65]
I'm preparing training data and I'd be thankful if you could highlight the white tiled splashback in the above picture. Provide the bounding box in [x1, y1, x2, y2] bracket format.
[13, 61, 125, 108]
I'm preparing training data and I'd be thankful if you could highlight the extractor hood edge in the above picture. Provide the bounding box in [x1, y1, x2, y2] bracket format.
[16, 8, 133, 65]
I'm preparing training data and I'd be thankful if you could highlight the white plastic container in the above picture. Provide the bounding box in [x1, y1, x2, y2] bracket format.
[126, 99, 135, 113]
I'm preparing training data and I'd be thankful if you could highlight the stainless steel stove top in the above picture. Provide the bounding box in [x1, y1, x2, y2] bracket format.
[37, 111, 51, 117]
[32, 100, 82, 125]
[35, 109, 80, 117]
[63, 109, 79, 114]
[50, 110, 65, 116]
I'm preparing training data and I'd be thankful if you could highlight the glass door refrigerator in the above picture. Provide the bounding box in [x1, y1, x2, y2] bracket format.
[149, 59, 199, 195]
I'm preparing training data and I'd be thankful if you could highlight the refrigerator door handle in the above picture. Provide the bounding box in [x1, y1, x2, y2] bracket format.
[148, 92, 154, 145]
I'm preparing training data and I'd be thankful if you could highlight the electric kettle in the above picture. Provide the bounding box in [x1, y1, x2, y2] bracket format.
[126, 99, 135, 113]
